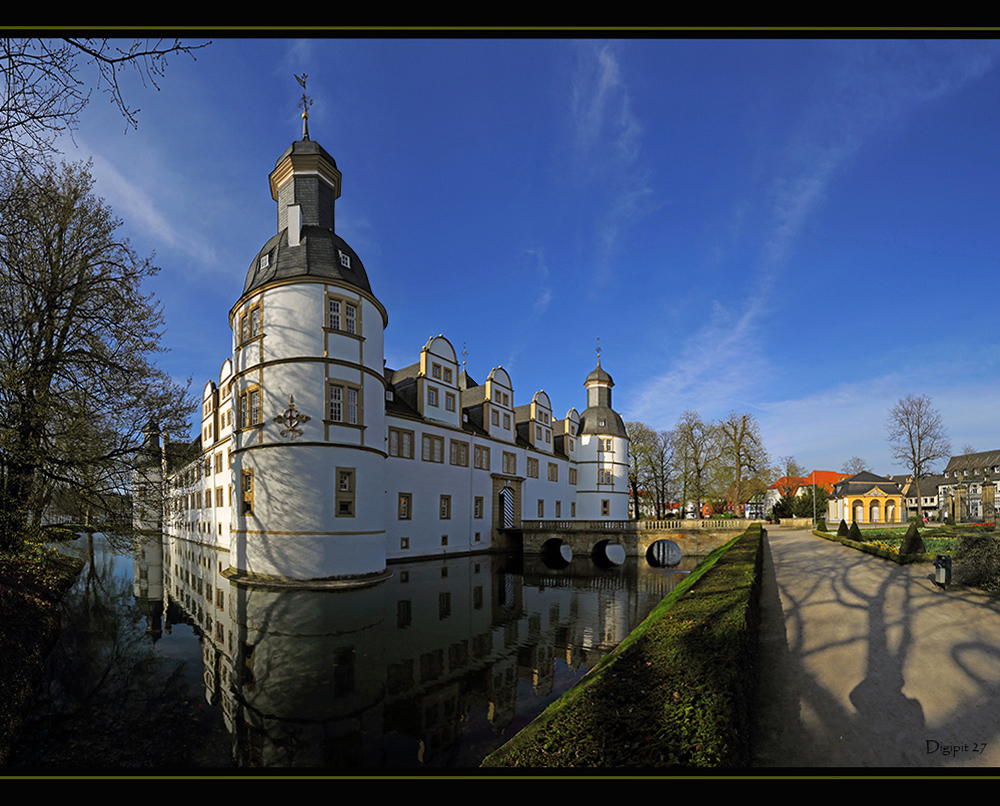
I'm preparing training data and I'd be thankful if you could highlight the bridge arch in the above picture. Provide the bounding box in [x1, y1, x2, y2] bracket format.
[646, 538, 683, 568]
[540, 537, 572, 569]
[591, 539, 626, 568]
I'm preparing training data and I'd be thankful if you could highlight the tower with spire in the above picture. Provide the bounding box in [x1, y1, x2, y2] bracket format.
[228, 75, 390, 584]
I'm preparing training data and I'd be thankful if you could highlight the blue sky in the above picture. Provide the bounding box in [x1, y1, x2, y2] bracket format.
[52, 36, 1000, 475]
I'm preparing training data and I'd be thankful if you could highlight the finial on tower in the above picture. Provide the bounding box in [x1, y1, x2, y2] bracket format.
[596, 337, 602, 365]
[295, 73, 313, 140]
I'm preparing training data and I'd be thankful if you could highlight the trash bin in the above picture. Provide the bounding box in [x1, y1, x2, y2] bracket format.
[933, 554, 952, 587]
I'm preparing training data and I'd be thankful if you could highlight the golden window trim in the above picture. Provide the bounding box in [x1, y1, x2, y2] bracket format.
[327, 380, 364, 426]
[325, 292, 362, 337]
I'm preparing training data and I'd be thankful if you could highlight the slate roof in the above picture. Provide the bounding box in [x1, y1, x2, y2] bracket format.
[242, 226, 372, 298]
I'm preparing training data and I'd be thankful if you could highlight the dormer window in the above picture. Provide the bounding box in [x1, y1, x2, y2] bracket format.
[338, 250, 351, 269]
[259, 254, 269, 269]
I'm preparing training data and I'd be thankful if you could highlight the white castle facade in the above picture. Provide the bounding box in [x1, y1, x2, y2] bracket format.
[153, 125, 630, 585]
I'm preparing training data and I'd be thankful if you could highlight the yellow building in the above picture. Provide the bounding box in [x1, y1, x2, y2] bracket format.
[827, 472, 904, 525]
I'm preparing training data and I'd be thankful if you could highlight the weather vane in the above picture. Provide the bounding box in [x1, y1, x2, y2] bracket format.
[295, 73, 313, 139]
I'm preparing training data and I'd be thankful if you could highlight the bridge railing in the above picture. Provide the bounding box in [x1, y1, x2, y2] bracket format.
[520, 518, 764, 532]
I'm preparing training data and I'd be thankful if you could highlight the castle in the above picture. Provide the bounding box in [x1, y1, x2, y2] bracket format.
[150, 111, 630, 585]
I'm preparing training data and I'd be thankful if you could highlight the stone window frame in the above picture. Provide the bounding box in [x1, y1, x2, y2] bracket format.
[325, 292, 361, 337]
[336, 467, 356, 518]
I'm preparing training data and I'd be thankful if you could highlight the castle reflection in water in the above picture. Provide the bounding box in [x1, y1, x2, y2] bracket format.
[132, 530, 693, 768]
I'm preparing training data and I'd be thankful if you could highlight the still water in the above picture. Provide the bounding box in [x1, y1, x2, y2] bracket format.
[11, 532, 695, 769]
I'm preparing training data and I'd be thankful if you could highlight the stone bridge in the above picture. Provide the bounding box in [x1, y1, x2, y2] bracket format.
[514, 518, 761, 565]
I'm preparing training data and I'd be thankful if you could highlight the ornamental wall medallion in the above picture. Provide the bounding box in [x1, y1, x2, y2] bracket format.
[273, 394, 311, 439]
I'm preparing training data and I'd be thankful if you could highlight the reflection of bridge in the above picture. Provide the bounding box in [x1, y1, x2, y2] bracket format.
[517, 519, 761, 565]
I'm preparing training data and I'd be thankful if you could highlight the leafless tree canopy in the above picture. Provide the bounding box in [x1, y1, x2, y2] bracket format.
[840, 455, 870, 475]
[886, 393, 951, 520]
[1, 37, 208, 173]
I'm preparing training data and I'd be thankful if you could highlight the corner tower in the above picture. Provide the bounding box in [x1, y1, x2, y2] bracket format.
[229, 95, 389, 585]
[576, 356, 629, 520]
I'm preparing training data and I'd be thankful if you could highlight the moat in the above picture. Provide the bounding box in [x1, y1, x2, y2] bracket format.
[9, 532, 696, 769]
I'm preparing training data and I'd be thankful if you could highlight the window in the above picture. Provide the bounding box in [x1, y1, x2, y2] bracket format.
[338, 249, 351, 269]
[474, 496, 484, 519]
[336, 468, 355, 517]
[450, 440, 469, 467]
[241, 470, 254, 514]
[398, 493, 412, 520]
[492, 409, 500, 426]
[503, 413, 510, 430]
[443, 367, 453, 384]
[600, 438, 613, 452]
[427, 386, 439, 407]
[445, 392, 456, 412]
[432, 363, 442, 379]
[329, 383, 360, 425]
[555, 501, 561, 518]
[474, 445, 490, 470]
[599, 468, 614, 485]
[389, 428, 415, 459]
[601, 499, 610, 517]
[537, 500, 544, 518]
[503, 451, 517, 475]
[571, 502, 576, 518]
[536, 425, 542, 440]
[439, 495, 451, 520]
[215, 487, 223, 507]
[240, 302, 262, 344]
[548, 463, 558, 482]
[569, 467, 577, 485]
[327, 296, 359, 335]
[240, 386, 262, 428]
[526, 457, 539, 478]
[422, 434, 444, 463]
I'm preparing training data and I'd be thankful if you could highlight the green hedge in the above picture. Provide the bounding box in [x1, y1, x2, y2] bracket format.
[481, 524, 764, 768]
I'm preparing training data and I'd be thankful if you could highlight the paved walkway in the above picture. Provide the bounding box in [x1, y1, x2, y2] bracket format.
[752, 528, 1000, 769]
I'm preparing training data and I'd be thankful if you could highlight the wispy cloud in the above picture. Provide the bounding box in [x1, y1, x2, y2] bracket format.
[632, 41, 1000, 438]
[570, 42, 656, 284]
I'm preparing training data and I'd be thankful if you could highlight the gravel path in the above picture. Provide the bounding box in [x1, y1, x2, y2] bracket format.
[753, 528, 1000, 770]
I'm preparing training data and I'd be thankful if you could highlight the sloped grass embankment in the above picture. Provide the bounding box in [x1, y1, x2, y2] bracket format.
[482, 524, 764, 768]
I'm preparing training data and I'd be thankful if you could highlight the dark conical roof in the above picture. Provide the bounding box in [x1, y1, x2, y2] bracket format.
[242, 226, 372, 297]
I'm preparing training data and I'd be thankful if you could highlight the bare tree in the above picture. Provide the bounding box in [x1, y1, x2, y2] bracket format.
[1, 37, 209, 174]
[840, 455, 870, 476]
[716, 410, 770, 517]
[0, 159, 193, 552]
[885, 394, 951, 524]
[626, 422, 676, 520]
[672, 411, 719, 519]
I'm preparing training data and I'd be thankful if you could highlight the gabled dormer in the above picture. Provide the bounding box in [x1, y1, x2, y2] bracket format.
[483, 367, 514, 442]
[418, 335, 460, 427]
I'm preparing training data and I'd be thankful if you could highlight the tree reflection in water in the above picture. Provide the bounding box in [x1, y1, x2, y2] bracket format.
[11, 531, 693, 769]
[9, 533, 231, 768]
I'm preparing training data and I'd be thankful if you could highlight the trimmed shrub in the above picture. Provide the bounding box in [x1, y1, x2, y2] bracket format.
[816, 517, 827, 532]
[837, 519, 849, 537]
[848, 521, 862, 541]
[954, 532, 1000, 591]
[900, 522, 925, 555]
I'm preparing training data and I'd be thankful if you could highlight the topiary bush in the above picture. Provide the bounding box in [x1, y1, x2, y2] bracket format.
[848, 521, 862, 541]
[900, 522, 925, 555]
[816, 517, 827, 532]
[837, 519, 849, 537]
